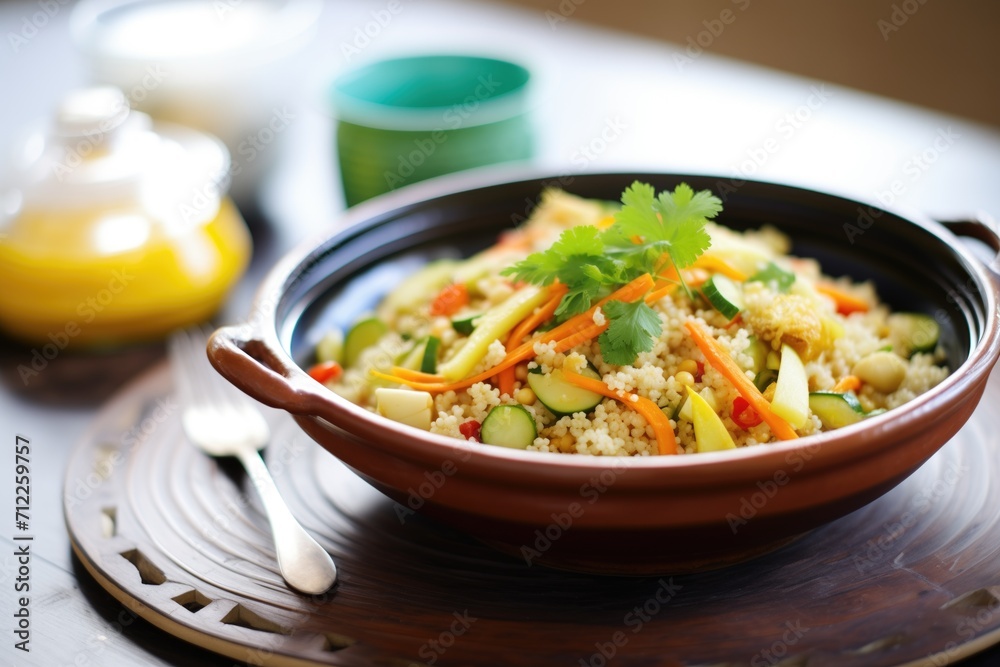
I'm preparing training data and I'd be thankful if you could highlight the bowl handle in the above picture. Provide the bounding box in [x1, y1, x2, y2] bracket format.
[939, 215, 1000, 277]
[207, 324, 333, 418]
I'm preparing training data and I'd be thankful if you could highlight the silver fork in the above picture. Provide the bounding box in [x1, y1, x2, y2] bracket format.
[168, 327, 337, 595]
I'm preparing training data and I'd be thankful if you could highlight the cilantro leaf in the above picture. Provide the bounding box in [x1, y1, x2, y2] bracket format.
[502, 225, 623, 319]
[598, 300, 662, 366]
[500, 182, 721, 364]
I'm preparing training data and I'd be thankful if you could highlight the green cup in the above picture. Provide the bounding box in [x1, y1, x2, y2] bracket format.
[330, 55, 534, 206]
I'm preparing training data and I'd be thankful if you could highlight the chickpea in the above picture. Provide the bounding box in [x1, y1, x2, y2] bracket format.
[551, 433, 575, 452]
[515, 387, 537, 405]
[675, 371, 696, 387]
[514, 363, 529, 382]
[677, 359, 699, 375]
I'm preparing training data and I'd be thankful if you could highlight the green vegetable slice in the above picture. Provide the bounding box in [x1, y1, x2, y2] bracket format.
[343, 316, 388, 368]
[702, 274, 744, 320]
[451, 313, 482, 336]
[771, 344, 809, 429]
[888, 312, 940, 357]
[809, 391, 865, 429]
[528, 366, 602, 416]
[421, 336, 440, 374]
[480, 404, 537, 449]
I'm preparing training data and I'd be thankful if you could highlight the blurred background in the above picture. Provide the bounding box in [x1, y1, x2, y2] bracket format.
[498, 0, 999, 129]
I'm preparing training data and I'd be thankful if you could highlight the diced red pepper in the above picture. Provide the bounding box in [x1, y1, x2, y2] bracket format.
[429, 283, 469, 317]
[694, 361, 705, 383]
[731, 396, 763, 429]
[307, 360, 343, 384]
[459, 420, 481, 442]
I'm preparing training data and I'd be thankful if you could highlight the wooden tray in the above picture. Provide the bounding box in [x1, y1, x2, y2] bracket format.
[65, 363, 1000, 666]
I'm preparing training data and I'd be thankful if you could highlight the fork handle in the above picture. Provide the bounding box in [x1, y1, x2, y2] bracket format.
[236, 447, 337, 595]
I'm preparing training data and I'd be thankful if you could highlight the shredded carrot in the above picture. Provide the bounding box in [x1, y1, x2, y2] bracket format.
[684, 320, 799, 441]
[815, 282, 870, 315]
[494, 283, 568, 396]
[391, 367, 445, 382]
[693, 255, 749, 282]
[552, 321, 607, 353]
[373, 274, 655, 393]
[644, 283, 678, 304]
[832, 375, 862, 393]
[563, 370, 679, 455]
[545, 273, 655, 342]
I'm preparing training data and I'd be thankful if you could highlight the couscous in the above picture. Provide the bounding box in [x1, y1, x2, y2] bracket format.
[311, 182, 949, 456]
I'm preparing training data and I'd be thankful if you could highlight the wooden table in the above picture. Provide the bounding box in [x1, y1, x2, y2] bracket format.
[2, 1, 999, 665]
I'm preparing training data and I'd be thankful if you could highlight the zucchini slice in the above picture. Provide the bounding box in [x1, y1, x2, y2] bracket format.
[451, 313, 482, 336]
[771, 344, 809, 429]
[396, 335, 443, 374]
[343, 316, 388, 368]
[888, 312, 940, 357]
[528, 366, 602, 416]
[702, 274, 744, 320]
[480, 405, 537, 449]
[809, 391, 865, 429]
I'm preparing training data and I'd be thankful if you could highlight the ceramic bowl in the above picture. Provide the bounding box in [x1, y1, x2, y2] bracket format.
[208, 170, 1000, 574]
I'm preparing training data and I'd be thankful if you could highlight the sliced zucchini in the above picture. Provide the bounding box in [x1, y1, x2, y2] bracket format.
[375, 388, 434, 430]
[747, 335, 769, 373]
[771, 344, 809, 429]
[527, 366, 602, 416]
[753, 368, 778, 393]
[702, 274, 745, 320]
[343, 316, 388, 368]
[809, 391, 865, 430]
[888, 312, 940, 357]
[686, 386, 736, 452]
[451, 313, 482, 336]
[396, 336, 441, 374]
[420, 336, 440, 373]
[480, 404, 537, 449]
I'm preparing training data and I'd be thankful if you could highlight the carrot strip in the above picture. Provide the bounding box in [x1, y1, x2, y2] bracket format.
[684, 320, 799, 441]
[694, 255, 749, 282]
[832, 375, 862, 393]
[392, 367, 445, 382]
[644, 283, 678, 304]
[563, 370, 680, 455]
[371, 274, 655, 393]
[494, 283, 568, 395]
[553, 321, 607, 353]
[815, 282, 870, 315]
[543, 273, 655, 343]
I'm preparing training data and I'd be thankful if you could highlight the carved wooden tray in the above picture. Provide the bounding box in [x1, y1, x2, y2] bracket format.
[65, 363, 1000, 666]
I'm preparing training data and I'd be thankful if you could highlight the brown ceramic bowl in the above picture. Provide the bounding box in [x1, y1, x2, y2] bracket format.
[208, 170, 1000, 574]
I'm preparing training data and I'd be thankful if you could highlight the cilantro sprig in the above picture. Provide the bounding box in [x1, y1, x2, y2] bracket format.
[501, 181, 722, 365]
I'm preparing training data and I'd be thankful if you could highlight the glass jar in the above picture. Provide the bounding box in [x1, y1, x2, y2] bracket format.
[0, 87, 251, 347]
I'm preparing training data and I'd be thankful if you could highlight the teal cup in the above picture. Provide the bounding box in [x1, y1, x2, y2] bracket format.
[330, 55, 534, 206]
